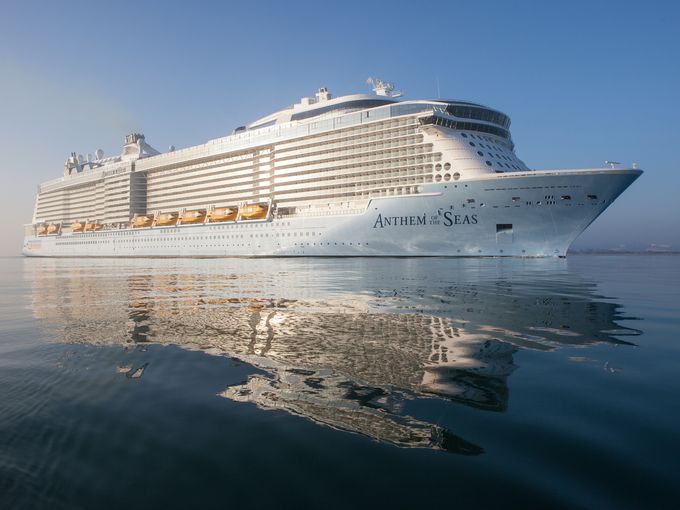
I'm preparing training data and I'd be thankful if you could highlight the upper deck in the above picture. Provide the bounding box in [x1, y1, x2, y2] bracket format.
[31, 81, 529, 227]
[39, 88, 513, 193]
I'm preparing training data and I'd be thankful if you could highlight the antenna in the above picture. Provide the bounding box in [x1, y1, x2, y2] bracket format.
[366, 77, 403, 98]
[436, 77, 441, 99]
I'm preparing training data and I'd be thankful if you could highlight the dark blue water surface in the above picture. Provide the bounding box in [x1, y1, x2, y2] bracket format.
[1, 255, 679, 509]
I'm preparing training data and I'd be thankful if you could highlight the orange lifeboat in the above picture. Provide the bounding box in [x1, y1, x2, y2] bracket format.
[239, 204, 268, 220]
[36, 224, 47, 235]
[207, 207, 237, 222]
[46, 223, 60, 235]
[155, 212, 179, 226]
[70, 221, 84, 232]
[180, 210, 206, 224]
[84, 222, 102, 232]
[132, 215, 153, 228]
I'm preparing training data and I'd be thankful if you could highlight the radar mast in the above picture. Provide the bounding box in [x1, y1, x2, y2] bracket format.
[366, 77, 403, 98]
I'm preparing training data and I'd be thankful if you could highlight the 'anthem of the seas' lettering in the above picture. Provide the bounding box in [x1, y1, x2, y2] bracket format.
[372, 212, 478, 228]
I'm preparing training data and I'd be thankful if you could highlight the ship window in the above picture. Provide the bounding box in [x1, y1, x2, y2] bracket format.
[469, 142, 476, 147]
[453, 172, 461, 180]
[477, 151, 484, 156]
[512, 197, 520, 202]
[496, 224, 513, 233]
[291, 98, 393, 121]
[588, 194, 598, 199]
[561, 195, 571, 200]
[460, 133, 468, 138]
[444, 163, 451, 170]
[486, 161, 492, 166]
[446, 104, 510, 129]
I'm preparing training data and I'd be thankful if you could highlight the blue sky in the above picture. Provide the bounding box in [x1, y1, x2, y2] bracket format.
[1, 0, 678, 255]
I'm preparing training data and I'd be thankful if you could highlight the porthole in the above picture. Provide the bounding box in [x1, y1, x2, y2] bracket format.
[453, 172, 461, 180]
[443, 173, 451, 181]
[435, 163, 442, 171]
[444, 162, 451, 171]
[435, 174, 442, 182]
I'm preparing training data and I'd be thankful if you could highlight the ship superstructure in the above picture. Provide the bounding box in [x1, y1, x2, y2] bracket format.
[23, 80, 641, 257]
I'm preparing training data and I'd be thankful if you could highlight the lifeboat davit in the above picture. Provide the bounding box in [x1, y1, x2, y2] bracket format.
[180, 210, 206, 224]
[239, 204, 268, 219]
[71, 222, 84, 232]
[208, 207, 237, 222]
[46, 223, 60, 235]
[155, 212, 178, 226]
[36, 224, 47, 235]
[132, 215, 153, 228]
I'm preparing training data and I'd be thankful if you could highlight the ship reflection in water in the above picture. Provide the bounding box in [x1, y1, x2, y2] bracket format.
[27, 258, 640, 454]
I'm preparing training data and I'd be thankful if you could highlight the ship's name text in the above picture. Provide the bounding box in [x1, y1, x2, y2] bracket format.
[373, 212, 478, 228]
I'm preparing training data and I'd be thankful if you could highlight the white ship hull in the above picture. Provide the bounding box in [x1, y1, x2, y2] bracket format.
[23, 169, 640, 258]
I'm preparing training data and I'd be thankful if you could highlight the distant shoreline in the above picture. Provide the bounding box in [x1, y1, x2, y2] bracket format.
[568, 250, 680, 255]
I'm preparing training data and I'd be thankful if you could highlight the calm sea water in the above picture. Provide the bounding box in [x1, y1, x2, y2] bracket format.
[1, 255, 679, 509]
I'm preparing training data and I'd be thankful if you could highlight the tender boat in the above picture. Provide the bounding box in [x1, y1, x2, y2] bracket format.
[239, 204, 268, 220]
[154, 212, 179, 226]
[179, 210, 206, 224]
[207, 207, 237, 222]
[132, 216, 153, 228]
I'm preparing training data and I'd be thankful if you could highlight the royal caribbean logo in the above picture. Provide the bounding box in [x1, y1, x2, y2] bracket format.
[372, 211, 478, 229]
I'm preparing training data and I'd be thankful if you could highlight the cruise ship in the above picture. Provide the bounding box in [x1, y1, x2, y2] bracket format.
[22, 79, 642, 257]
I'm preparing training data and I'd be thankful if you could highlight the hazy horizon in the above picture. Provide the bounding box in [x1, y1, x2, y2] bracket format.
[1, 0, 678, 256]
